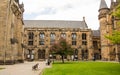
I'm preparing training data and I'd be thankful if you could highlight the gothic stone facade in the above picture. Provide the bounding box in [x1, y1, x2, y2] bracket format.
[23, 19, 101, 61]
[0, 0, 24, 64]
[98, 0, 120, 61]
[3, 0, 120, 63]
[92, 30, 101, 60]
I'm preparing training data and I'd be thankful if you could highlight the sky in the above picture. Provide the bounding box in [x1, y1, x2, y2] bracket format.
[19, 0, 111, 30]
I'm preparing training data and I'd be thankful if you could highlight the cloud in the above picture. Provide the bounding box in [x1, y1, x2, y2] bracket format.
[20, 0, 111, 30]
[39, 7, 57, 15]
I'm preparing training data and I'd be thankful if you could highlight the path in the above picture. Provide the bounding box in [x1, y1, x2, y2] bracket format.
[0, 61, 51, 75]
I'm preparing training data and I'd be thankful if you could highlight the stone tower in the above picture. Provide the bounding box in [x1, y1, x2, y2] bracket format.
[99, 0, 120, 61]
[98, 0, 111, 60]
[0, 0, 24, 64]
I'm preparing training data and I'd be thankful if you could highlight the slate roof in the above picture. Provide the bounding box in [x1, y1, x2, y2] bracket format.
[92, 30, 100, 37]
[99, 0, 108, 10]
[24, 20, 88, 29]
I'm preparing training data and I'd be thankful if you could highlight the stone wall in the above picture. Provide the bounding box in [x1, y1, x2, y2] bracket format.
[0, 0, 24, 64]
[98, 0, 120, 61]
[23, 28, 94, 61]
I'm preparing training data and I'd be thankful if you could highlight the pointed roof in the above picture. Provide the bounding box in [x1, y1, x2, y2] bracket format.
[99, 0, 108, 10]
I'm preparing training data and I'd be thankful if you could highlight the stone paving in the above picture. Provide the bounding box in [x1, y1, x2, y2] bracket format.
[0, 61, 51, 75]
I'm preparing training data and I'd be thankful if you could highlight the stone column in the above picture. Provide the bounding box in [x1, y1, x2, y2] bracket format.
[45, 48, 49, 59]
[88, 49, 93, 60]
[115, 45, 119, 61]
[78, 49, 81, 60]
[34, 48, 38, 60]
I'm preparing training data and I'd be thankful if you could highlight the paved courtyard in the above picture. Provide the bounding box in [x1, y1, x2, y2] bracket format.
[0, 61, 50, 75]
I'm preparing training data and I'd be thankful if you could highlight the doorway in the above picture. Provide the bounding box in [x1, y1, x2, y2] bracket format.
[38, 50, 45, 59]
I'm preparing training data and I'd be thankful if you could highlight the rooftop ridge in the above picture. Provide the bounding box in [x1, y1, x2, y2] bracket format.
[24, 20, 88, 29]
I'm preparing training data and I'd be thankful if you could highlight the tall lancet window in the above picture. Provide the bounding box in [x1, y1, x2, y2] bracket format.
[82, 33, 87, 46]
[82, 33, 87, 40]
[72, 33, 77, 45]
[28, 32, 34, 45]
[50, 33, 56, 45]
[39, 32, 45, 45]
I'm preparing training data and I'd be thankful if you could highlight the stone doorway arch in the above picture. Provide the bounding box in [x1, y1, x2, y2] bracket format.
[38, 49, 45, 59]
[81, 49, 88, 60]
[74, 49, 78, 60]
[26, 49, 35, 61]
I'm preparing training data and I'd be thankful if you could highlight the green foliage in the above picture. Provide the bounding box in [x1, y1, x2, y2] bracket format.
[50, 38, 73, 55]
[105, 31, 120, 44]
[113, 5, 120, 17]
[112, 3, 120, 25]
[106, 3, 120, 44]
[42, 61, 120, 75]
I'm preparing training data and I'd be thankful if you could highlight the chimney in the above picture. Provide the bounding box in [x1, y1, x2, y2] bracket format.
[83, 16, 85, 21]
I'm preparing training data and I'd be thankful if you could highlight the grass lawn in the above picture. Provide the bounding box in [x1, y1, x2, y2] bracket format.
[42, 61, 120, 75]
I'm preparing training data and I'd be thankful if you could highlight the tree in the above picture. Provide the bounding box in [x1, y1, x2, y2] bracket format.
[113, 3, 120, 18]
[50, 38, 74, 63]
[112, 2, 120, 25]
[105, 31, 120, 62]
[105, 2, 120, 43]
[105, 31, 120, 44]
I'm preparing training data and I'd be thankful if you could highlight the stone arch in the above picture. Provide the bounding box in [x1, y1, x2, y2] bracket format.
[81, 49, 88, 60]
[74, 49, 79, 60]
[38, 49, 45, 59]
[26, 49, 35, 61]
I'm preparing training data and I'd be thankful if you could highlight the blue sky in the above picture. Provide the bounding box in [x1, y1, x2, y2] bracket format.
[20, 0, 112, 30]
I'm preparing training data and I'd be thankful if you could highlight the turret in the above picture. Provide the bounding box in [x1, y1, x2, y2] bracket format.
[98, 0, 111, 61]
[98, 0, 110, 20]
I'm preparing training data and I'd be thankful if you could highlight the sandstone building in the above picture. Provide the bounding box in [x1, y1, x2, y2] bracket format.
[0, 0, 120, 64]
[23, 0, 120, 61]
[0, 0, 24, 64]
[23, 19, 101, 61]
[98, 0, 120, 61]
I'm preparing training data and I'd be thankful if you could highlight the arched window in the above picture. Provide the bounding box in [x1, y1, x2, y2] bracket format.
[72, 33, 77, 45]
[39, 32, 45, 45]
[61, 33, 66, 38]
[93, 41, 98, 48]
[50, 33, 55, 40]
[28, 32, 34, 45]
[38, 50, 45, 59]
[72, 33, 77, 40]
[82, 33, 86, 40]
[28, 32, 34, 39]
[39, 32, 45, 39]
[50, 33, 55, 45]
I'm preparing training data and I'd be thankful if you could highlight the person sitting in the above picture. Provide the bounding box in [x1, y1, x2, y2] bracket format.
[32, 63, 39, 70]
